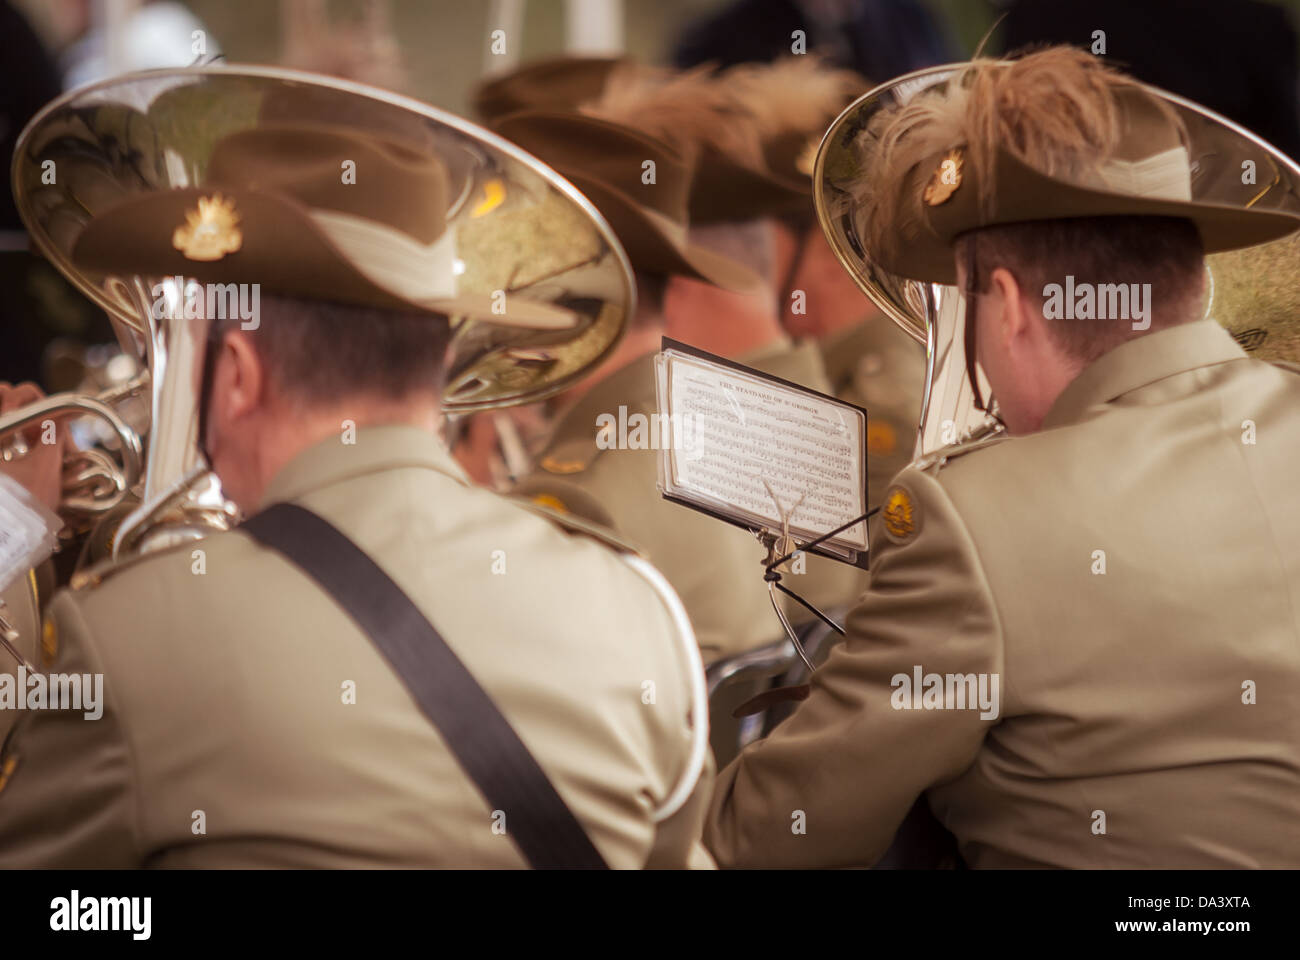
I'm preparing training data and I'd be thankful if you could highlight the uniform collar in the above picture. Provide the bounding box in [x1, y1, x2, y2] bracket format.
[258, 423, 467, 510]
[537, 353, 657, 475]
[1042, 321, 1246, 429]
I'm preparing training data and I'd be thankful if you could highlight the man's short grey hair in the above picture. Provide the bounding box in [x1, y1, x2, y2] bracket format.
[215, 295, 451, 404]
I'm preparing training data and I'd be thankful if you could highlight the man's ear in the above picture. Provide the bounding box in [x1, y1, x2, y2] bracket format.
[211, 328, 265, 424]
[988, 266, 1029, 346]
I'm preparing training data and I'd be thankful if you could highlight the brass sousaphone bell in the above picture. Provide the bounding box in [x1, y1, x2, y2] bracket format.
[8, 65, 634, 551]
[813, 63, 1300, 458]
[0, 65, 635, 689]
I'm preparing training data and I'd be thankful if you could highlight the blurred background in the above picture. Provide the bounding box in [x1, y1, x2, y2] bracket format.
[4, 0, 1299, 388]
[12, 0, 1300, 111]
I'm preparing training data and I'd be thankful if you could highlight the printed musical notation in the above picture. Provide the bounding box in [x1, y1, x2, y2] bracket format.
[655, 350, 868, 552]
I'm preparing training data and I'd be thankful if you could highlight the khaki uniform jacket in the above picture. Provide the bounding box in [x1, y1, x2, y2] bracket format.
[515, 341, 864, 665]
[0, 426, 713, 868]
[706, 322, 1300, 868]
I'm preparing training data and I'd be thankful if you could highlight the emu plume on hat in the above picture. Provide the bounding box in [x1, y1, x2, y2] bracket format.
[722, 56, 865, 190]
[847, 46, 1300, 284]
[577, 62, 762, 166]
[577, 61, 799, 224]
[480, 56, 830, 227]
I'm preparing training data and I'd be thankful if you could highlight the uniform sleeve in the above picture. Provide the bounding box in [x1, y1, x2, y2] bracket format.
[0, 590, 141, 867]
[645, 750, 717, 869]
[703, 467, 1004, 868]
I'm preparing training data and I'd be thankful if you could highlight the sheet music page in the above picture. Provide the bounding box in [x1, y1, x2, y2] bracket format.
[0, 474, 60, 594]
[655, 349, 868, 555]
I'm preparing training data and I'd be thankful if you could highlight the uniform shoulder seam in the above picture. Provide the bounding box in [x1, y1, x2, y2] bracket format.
[912, 424, 1010, 473]
[67, 536, 202, 593]
[507, 495, 643, 556]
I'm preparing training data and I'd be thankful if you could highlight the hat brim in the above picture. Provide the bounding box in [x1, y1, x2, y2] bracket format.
[690, 148, 811, 223]
[561, 172, 764, 293]
[70, 187, 578, 330]
[817, 62, 1300, 291]
[890, 149, 1300, 285]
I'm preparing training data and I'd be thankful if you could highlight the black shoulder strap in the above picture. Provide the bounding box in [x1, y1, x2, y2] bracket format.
[240, 502, 608, 870]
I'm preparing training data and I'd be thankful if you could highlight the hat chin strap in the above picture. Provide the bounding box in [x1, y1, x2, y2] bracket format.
[963, 237, 989, 414]
[196, 318, 222, 478]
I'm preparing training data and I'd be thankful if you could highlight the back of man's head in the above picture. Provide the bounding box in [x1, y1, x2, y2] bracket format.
[207, 295, 451, 509]
[957, 215, 1205, 364]
[662, 218, 785, 357]
[219, 294, 451, 409]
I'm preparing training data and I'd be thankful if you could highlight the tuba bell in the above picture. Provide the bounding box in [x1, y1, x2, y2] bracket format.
[812, 63, 1300, 457]
[1, 64, 634, 661]
[1205, 231, 1300, 366]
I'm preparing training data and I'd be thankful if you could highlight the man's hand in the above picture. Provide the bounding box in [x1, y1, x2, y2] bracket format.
[0, 381, 66, 512]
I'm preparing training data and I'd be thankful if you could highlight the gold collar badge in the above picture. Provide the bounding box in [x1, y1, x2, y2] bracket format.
[172, 194, 242, 261]
[923, 147, 964, 206]
[540, 454, 587, 475]
[882, 484, 919, 543]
